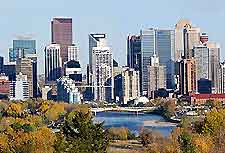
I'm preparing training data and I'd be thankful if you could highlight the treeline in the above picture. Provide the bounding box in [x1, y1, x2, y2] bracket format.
[0, 100, 109, 153]
[139, 107, 225, 153]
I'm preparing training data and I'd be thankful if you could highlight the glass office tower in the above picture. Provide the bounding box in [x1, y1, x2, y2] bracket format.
[140, 28, 155, 95]
[156, 29, 175, 89]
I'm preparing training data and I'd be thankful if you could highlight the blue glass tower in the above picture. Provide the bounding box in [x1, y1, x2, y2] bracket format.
[9, 40, 36, 62]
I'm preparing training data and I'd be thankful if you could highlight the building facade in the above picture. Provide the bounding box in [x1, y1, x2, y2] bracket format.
[179, 59, 196, 95]
[207, 43, 221, 93]
[193, 44, 209, 81]
[91, 47, 113, 102]
[140, 29, 155, 95]
[57, 76, 81, 104]
[68, 44, 79, 62]
[10, 73, 29, 101]
[127, 35, 141, 71]
[122, 68, 140, 104]
[148, 54, 166, 98]
[51, 17, 73, 64]
[45, 44, 62, 82]
[0, 74, 10, 98]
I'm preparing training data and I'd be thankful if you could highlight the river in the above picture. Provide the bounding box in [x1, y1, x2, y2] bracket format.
[93, 111, 176, 136]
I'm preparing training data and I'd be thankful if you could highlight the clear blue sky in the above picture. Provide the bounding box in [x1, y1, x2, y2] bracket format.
[0, 0, 224, 74]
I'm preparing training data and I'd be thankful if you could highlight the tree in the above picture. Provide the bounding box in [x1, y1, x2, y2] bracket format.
[54, 109, 109, 153]
[178, 131, 196, 153]
[202, 108, 225, 135]
[192, 134, 213, 153]
[140, 129, 163, 147]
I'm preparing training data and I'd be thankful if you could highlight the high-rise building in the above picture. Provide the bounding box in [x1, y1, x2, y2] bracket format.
[179, 59, 196, 95]
[51, 17, 73, 64]
[0, 56, 3, 73]
[207, 42, 221, 93]
[148, 54, 166, 98]
[220, 62, 225, 93]
[140, 29, 155, 95]
[155, 29, 175, 89]
[16, 58, 34, 98]
[139, 28, 175, 94]
[114, 67, 140, 104]
[10, 72, 29, 101]
[175, 19, 192, 61]
[68, 44, 79, 62]
[3, 63, 16, 81]
[8, 39, 38, 97]
[127, 35, 141, 71]
[89, 34, 107, 68]
[88, 34, 113, 102]
[9, 39, 36, 62]
[45, 44, 62, 82]
[183, 25, 201, 59]
[91, 46, 113, 102]
[193, 44, 209, 81]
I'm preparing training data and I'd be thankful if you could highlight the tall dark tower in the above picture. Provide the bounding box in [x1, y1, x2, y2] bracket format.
[51, 17, 73, 65]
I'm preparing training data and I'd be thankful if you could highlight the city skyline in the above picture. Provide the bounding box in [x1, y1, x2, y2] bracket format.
[0, 0, 225, 75]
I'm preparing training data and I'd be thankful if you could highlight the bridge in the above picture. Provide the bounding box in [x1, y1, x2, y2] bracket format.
[91, 107, 157, 115]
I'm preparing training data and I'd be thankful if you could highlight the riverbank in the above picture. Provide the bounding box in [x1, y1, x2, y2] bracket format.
[143, 120, 177, 127]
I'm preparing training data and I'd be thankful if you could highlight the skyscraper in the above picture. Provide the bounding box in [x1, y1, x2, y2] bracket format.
[183, 25, 201, 59]
[193, 44, 209, 81]
[16, 58, 34, 98]
[9, 39, 36, 62]
[0, 56, 3, 73]
[8, 39, 38, 97]
[91, 46, 113, 102]
[155, 29, 175, 89]
[88, 34, 108, 90]
[179, 59, 196, 95]
[139, 28, 175, 94]
[175, 19, 192, 61]
[140, 28, 155, 95]
[207, 42, 221, 93]
[51, 17, 73, 64]
[220, 62, 225, 93]
[45, 44, 62, 82]
[148, 54, 166, 98]
[121, 68, 140, 104]
[127, 35, 141, 70]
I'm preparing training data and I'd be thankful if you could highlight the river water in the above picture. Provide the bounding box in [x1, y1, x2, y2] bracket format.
[93, 111, 175, 136]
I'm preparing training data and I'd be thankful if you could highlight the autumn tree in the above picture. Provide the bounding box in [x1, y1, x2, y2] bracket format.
[54, 109, 109, 153]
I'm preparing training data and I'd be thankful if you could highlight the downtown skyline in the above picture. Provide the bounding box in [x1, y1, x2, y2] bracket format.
[0, 0, 225, 75]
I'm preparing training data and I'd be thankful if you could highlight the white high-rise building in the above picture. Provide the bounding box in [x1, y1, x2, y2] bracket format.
[88, 34, 113, 102]
[45, 44, 62, 82]
[68, 44, 79, 61]
[10, 72, 29, 101]
[92, 47, 113, 102]
[148, 54, 166, 98]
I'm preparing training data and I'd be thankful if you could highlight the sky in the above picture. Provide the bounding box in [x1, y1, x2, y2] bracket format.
[0, 0, 225, 75]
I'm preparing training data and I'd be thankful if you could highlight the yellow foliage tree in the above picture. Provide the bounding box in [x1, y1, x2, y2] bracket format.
[192, 134, 213, 153]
